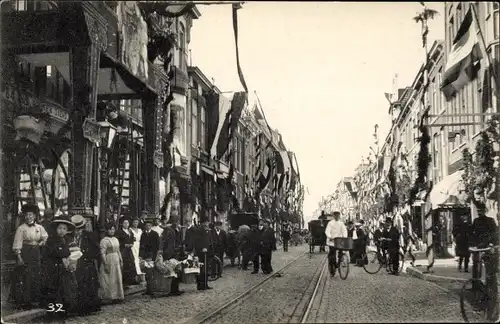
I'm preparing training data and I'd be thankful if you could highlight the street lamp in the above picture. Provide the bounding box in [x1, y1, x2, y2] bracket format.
[97, 121, 117, 149]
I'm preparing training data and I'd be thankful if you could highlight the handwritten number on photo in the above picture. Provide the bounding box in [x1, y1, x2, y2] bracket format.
[46, 303, 64, 312]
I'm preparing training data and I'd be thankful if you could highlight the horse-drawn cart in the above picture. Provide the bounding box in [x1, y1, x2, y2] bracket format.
[308, 219, 329, 253]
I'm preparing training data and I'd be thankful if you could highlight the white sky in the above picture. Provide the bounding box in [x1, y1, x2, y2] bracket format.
[189, 1, 444, 223]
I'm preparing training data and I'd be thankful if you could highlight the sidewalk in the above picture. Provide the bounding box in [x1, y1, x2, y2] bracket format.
[1, 282, 147, 324]
[405, 257, 471, 283]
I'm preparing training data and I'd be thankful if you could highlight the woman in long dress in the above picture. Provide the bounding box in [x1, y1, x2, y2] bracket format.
[115, 218, 138, 286]
[69, 215, 101, 315]
[12, 203, 48, 308]
[98, 223, 124, 303]
[129, 218, 144, 280]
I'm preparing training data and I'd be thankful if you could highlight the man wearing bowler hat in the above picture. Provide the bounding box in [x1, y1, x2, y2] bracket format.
[187, 216, 213, 290]
[212, 220, 227, 267]
[252, 218, 275, 274]
[140, 217, 160, 295]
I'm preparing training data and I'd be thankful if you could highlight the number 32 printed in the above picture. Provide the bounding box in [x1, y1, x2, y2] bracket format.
[47, 303, 65, 312]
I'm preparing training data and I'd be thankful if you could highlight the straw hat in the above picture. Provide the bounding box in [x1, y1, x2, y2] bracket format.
[52, 215, 75, 232]
[71, 215, 86, 229]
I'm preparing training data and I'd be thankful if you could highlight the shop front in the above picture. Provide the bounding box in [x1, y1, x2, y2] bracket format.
[429, 170, 467, 258]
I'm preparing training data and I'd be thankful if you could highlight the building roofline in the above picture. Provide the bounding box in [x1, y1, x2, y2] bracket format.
[187, 66, 222, 93]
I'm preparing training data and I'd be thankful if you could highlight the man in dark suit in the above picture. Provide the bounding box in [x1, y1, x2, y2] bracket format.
[471, 206, 498, 280]
[212, 220, 227, 266]
[187, 217, 213, 290]
[138, 210, 149, 231]
[139, 218, 160, 295]
[383, 217, 401, 275]
[252, 219, 276, 274]
[159, 222, 183, 296]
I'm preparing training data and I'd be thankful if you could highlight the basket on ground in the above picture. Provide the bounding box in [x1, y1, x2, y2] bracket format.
[181, 268, 199, 284]
[144, 268, 173, 296]
[334, 237, 353, 250]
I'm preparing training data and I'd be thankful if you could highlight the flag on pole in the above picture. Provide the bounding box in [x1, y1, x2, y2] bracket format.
[232, 3, 248, 93]
[440, 7, 482, 101]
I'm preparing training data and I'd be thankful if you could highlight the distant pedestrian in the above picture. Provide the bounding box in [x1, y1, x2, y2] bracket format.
[281, 222, 291, 252]
[453, 214, 473, 272]
[188, 217, 213, 290]
[237, 224, 252, 270]
[116, 218, 138, 286]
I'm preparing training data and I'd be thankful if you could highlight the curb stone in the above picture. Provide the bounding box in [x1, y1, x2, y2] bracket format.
[2, 283, 147, 323]
[405, 266, 468, 284]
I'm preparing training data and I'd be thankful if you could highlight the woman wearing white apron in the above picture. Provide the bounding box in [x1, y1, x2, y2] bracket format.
[130, 218, 144, 281]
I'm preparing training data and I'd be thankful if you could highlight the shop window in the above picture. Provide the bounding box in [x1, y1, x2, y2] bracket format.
[191, 99, 198, 147]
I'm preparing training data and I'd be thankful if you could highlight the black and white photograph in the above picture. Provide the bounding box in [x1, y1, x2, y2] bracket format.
[0, 1, 499, 323]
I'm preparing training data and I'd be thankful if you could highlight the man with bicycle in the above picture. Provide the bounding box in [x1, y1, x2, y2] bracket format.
[383, 216, 401, 275]
[325, 211, 348, 277]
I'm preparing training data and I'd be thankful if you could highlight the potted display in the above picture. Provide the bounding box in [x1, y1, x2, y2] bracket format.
[180, 255, 201, 284]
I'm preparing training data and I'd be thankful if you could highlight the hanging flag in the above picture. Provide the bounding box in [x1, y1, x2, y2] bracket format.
[257, 156, 273, 193]
[232, 3, 248, 93]
[440, 7, 482, 101]
[215, 91, 248, 160]
[210, 94, 231, 159]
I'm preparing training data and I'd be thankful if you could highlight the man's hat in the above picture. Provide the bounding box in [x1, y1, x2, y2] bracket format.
[71, 214, 86, 229]
[214, 220, 222, 226]
[52, 215, 75, 232]
[44, 208, 55, 217]
[21, 203, 39, 214]
[144, 217, 156, 224]
[385, 217, 393, 223]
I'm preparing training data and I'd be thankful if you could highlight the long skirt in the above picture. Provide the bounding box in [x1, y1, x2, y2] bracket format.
[11, 245, 41, 306]
[43, 262, 78, 315]
[74, 259, 101, 314]
[99, 252, 124, 301]
[121, 247, 137, 285]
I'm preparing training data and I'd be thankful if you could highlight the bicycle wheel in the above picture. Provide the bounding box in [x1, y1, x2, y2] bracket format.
[338, 252, 350, 280]
[362, 251, 382, 274]
[460, 279, 488, 323]
[207, 256, 223, 281]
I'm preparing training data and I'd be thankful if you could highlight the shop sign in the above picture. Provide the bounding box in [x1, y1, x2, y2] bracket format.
[40, 103, 69, 123]
[82, 118, 101, 144]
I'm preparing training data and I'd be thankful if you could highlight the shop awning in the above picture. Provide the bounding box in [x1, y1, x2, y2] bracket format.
[429, 170, 466, 209]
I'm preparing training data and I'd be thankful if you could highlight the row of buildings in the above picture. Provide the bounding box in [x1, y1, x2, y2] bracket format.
[0, 0, 303, 288]
[319, 2, 499, 254]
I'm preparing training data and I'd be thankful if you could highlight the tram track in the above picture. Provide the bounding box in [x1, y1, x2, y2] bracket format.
[186, 251, 328, 324]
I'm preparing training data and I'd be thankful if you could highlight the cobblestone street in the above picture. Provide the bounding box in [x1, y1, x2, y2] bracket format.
[200, 251, 326, 324]
[31, 247, 306, 324]
[306, 264, 482, 323]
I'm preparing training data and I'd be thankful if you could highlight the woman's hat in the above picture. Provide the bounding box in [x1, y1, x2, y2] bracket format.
[71, 215, 86, 229]
[52, 215, 75, 232]
[44, 208, 55, 217]
[21, 203, 39, 214]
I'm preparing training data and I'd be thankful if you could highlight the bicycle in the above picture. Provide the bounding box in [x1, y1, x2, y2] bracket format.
[460, 245, 499, 323]
[328, 238, 352, 280]
[362, 238, 404, 275]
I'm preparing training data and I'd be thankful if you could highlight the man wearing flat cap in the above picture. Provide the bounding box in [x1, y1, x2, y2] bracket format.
[12, 203, 48, 307]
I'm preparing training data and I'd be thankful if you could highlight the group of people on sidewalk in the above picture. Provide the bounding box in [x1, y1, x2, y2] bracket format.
[452, 208, 498, 274]
[9, 203, 286, 319]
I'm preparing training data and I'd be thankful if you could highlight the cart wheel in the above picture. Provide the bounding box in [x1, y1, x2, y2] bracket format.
[338, 252, 350, 280]
[362, 251, 382, 274]
[208, 256, 223, 282]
